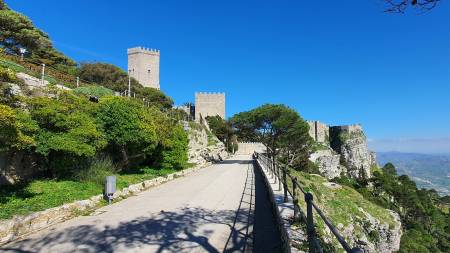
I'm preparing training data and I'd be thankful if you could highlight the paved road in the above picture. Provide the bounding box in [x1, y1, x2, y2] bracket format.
[1, 155, 281, 253]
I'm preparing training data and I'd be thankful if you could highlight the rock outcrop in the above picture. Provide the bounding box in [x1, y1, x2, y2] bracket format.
[330, 125, 374, 180]
[185, 121, 228, 166]
[309, 149, 344, 179]
[308, 122, 376, 180]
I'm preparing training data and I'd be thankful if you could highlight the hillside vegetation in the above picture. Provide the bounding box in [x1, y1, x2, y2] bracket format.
[0, 0, 189, 220]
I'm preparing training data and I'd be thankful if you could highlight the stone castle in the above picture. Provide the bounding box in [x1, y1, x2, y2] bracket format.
[127, 47, 160, 90]
[307, 121, 376, 180]
[195, 92, 225, 120]
[128, 47, 225, 120]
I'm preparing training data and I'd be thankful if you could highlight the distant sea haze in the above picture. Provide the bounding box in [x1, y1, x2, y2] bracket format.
[368, 137, 450, 154]
[377, 152, 450, 196]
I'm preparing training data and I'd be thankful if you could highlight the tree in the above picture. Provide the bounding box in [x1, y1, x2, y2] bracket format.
[78, 63, 137, 92]
[382, 162, 397, 175]
[154, 124, 188, 170]
[206, 115, 236, 152]
[96, 97, 158, 168]
[26, 93, 107, 177]
[231, 104, 313, 166]
[0, 1, 75, 66]
[140, 87, 173, 110]
[384, 0, 440, 13]
[0, 104, 37, 152]
[78, 63, 173, 109]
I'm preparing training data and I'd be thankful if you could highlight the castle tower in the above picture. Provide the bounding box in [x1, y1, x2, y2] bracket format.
[127, 47, 160, 90]
[195, 92, 226, 120]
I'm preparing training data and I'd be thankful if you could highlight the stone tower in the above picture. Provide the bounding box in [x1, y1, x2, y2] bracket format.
[195, 92, 225, 120]
[127, 47, 160, 90]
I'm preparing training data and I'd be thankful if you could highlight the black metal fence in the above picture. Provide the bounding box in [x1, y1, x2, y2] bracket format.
[254, 152, 363, 253]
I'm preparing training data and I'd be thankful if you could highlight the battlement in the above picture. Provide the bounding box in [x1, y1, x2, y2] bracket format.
[195, 92, 225, 95]
[127, 46, 160, 89]
[331, 124, 363, 133]
[195, 91, 226, 120]
[127, 47, 160, 55]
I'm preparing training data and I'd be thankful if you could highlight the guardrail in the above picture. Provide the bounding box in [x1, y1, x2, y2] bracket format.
[254, 152, 363, 253]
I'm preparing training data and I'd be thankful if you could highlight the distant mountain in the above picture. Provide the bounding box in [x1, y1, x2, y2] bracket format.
[377, 152, 450, 196]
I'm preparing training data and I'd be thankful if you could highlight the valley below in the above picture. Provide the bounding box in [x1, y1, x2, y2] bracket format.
[377, 152, 450, 196]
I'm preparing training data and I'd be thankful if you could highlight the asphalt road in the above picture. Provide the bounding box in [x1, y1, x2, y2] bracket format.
[1, 155, 282, 253]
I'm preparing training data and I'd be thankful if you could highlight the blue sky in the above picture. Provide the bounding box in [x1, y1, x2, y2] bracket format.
[7, 0, 450, 153]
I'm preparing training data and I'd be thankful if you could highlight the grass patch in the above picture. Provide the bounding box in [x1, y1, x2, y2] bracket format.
[285, 169, 397, 250]
[207, 131, 218, 146]
[0, 166, 179, 220]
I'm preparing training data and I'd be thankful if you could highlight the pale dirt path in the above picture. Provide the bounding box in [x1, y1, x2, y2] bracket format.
[1, 155, 263, 253]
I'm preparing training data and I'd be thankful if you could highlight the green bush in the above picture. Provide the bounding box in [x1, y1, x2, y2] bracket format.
[0, 65, 16, 82]
[156, 124, 188, 170]
[74, 85, 114, 98]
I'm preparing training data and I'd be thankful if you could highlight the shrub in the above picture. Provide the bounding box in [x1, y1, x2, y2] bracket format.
[97, 97, 158, 168]
[0, 65, 16, 82]
[74, 85, 114, 98]
[155, 124, 188, 170]
[0, 105, 37, 152]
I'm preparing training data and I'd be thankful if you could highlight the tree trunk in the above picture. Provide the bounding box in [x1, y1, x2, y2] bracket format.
[120, 145, 129, 169]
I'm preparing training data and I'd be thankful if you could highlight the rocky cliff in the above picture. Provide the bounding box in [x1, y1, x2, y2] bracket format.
[291, 172, 402, 253]
[308, 121, 376, 180]
[185, 121, 228, 166]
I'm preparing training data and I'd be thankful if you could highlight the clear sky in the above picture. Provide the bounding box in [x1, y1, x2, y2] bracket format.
[7, 0, 450, 153]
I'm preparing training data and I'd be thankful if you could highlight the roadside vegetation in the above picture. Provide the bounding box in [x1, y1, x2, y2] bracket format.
[335, 163, 450, 252]
[0, 0, 190, 220]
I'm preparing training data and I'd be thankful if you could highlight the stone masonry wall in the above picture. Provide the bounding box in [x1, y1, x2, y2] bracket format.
[195, 92, 225, 120]
[307, 120, 329, 144]
[127, 47, 160, 90]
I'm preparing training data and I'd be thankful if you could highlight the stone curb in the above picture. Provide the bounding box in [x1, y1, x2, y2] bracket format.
[254, 159, 307, 253]
[0, 162, 215, 245]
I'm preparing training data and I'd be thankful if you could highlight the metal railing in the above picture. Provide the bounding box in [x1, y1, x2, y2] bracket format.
[254, 152, 363, 253]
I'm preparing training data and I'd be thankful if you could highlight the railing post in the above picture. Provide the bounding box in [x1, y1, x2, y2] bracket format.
[273, 160, 277, 184]
[292, 177, 299, 222]
[283, 166, 288, 202]
[278, 163, 282, 190]
[305, 192, 316, 253]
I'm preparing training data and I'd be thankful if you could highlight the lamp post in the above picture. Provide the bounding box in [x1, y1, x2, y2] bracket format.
[128, 70, 131, 97]
[19, 48, 27, 61]
[41, 64, 45, 85]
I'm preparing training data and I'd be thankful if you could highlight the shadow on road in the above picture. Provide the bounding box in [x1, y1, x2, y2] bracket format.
[2, 159, 283, 253]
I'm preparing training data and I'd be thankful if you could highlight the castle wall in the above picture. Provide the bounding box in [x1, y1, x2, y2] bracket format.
[195, 92, 225, 120]
[237, 142, 265, 155]
[127, 47, 160, 90]
[307, 121, 329, 143]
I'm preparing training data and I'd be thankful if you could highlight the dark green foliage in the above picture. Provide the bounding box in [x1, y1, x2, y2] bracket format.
[358, 163, 450, 252]
[78, 63, 138, 92]
[0, 2, 75, 67]
[139, 87, 174, 110]
[77, 63, 173, 109]
[230, 104, 313, 166]
[96, 96, 158, 168]
[206, 115, 237, 152]
[155, 125, 189, 170]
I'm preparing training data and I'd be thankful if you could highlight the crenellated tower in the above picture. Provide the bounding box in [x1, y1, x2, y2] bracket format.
[127, 47, 160, 90]
[195, 92, 226, 120]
